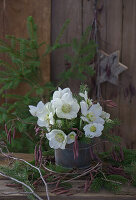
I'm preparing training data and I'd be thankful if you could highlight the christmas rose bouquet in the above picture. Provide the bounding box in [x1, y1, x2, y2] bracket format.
[29, 87, 111, 150]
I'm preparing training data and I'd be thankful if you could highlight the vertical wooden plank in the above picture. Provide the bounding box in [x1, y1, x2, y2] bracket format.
[0, 0, 4, 62]
[98, 0, 123, 139]
[0, 0, 6, 104]
[99, 0, 123, 52]
[0, 0, 4, 38]
[120, 0, 136, 148]
[82, 0, 97, 97]
[4, 0, 50, 84]
[51, 0, 82, 92]
[83, 0, 94, 32]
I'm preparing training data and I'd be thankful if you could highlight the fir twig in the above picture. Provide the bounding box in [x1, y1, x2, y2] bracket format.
[0, 148, 50, 200]
[0, 171, 42, 200]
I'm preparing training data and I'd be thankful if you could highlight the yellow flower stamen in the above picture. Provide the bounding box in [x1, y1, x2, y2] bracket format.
[55, 132, 65, 143]
[69, 134, 75, 139]
[62, 104, 71, 113]
[90, 125, 96, 132]
[86, 112, 96, 122]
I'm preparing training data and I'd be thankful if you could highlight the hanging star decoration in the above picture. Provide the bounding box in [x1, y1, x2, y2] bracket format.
[97, 50, 128, 85]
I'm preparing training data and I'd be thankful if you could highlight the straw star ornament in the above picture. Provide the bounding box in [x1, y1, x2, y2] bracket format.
[97, 51, 128, 85]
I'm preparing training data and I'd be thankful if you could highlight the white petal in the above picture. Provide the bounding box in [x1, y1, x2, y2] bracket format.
[49, 140, 59, 149]
[101, 111, 110, 120]
[29, 105, 37, 116]
[80, 101, 88, 116]
[49, 113, 54, 125]
[53, 87, 72, 100]
[61, 93, 73, 102]
[79, 91, 88, 100]
[37, 101, 44, 109]
[95, 117, 105, 125]
[61, 88, 72, 96]
[46, 130, 67, 150]
[51, 98, 62, 108]
[89, 103, 102, 117]
[53, 91, 61, 100]
[59, 142, 66, 149]
[37, 119, 48, 127]
[67, 132, 76, 144]
[83, 123, 104, 139]
[79, 92, 85, 98]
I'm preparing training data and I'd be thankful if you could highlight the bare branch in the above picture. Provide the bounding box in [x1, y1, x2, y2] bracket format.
[0, 171, 43, 200]
[42, 164, 79, 175]
[98, 170, 122, 185]
[62, 162, 102, 183]
[0, 148, 50, 200]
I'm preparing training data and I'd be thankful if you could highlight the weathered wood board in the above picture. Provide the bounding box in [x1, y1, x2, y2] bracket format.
[97, 0, 123, 143]
[0, 0, 51, 97]
[51, 0, 82, 92]
[119, 0, 136, 149]
[0, 154, 136, 200]
[0, 178, 136, 200]
[51, 0, 136, 148]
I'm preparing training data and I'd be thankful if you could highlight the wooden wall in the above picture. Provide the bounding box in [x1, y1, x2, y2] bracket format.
[0, 0, 51, 86]
[0, 0, 136, 148]
[51, 0, 136, 148]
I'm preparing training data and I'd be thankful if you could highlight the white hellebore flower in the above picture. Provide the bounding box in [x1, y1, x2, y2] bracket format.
[53, 93, 80, 119]
[29, 101, 44, 117]
[83, 123, 104, 138]
[79, 90, 92, 108]
[101, 111, 110, 121]
[52, 87, 72, 100]
[46, 129, 67, 149]
[67, 132, 76, 144]
[37, 102, 55, 129]
[80, 102, 104, 125]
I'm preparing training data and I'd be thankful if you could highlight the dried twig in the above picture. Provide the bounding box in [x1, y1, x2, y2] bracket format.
[42, 164, 77, 175]
[0, 171, 43, 200]
[62, 162, 102, 183]
[0, 148, 50, 200]
[98, 170, 122, 185]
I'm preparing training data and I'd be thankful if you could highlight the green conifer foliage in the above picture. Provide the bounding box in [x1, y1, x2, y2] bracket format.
[0, 17, 96, 153]
[0, 16, 70, 152]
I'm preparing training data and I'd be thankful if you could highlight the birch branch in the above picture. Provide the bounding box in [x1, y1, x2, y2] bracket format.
[0, 148, 50, 200]
[0, 171, 43, 200]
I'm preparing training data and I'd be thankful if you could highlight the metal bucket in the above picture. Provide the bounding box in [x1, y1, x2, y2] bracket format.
[55, 142, 92, 169]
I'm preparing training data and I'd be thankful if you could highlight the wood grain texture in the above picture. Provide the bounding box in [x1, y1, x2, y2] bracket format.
[119, 0, 136, 148]
[51, 0, 136, 147]
[0, 179, 136, 200]
[0, 0, 4, 39]
[4, 0, 51, 83]
[83, 0, 94, 32]
[0, 153, 136, 200]
[0, 181, 135, 200]
[0, 0, 6, 104]
[82, 0, 97, 97]
[98, 0, 123, 144]
[0, 0, 50, 100]
[51, 0, 82, 92]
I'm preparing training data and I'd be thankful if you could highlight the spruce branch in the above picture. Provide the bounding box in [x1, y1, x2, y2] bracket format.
[0, 171, 43, 200]
[0, 148, 50, 200]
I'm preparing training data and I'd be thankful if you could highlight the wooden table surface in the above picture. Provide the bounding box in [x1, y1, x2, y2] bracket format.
[0, 153, 136, 200]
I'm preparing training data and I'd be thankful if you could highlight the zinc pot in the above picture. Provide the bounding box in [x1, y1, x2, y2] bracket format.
[55, 142, 92, 169]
